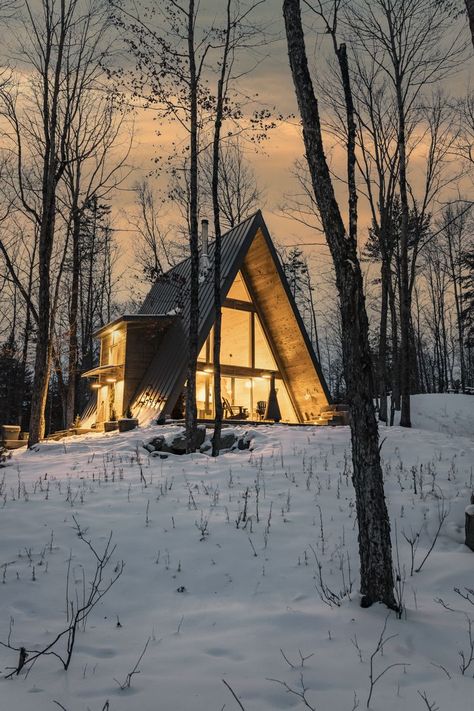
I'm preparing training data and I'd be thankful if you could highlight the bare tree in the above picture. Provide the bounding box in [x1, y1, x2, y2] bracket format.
[61, 84, 131, 427]
[350, 0, 467, 427]
[0, 0, 120, 445]
[283, 0, 396, 608]
[129, 179, 181, 283]
[209, 0, 266, 457]
[111, 0, 215, 451]
[201, 138, 262, 229]
[112, 0, 271, 451]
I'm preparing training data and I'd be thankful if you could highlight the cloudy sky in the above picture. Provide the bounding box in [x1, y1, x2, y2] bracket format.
[119, 0, 472, 263]
[8, 0, 470, 301]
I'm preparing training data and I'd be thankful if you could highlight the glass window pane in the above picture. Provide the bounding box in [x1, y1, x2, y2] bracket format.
[254, 315, 277, 370]
[227, 271, 251, 301]
[196, 371, 213, 418]
[221, 376, 252, 418]
[275, 378, 297, 422]
[198, 328, 213, 363]
[198, 338, 208, 362]
[253, 377, 270, 418]
[221, 308, 251, 366]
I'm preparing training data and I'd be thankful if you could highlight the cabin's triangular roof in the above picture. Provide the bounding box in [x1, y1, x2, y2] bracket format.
[131, 210, 330, 421]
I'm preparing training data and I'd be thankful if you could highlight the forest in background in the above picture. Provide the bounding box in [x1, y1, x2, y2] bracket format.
[0, 0, 472, 439]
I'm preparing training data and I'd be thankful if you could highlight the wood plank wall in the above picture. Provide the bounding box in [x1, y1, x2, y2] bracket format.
[242, 228, 329, 422]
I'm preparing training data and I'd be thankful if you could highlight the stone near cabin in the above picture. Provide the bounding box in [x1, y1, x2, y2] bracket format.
[218, 431, 237, 450]
[167, 425, 207, 454]
[103, 421, 119, 433]
[118, 418, 139, 433]
[146, 425, 207, 455]
[2, 425, 20, 441]
[465, 504, 474, 552]
[168, 432, 187, 454]
[145, 435, 166, 452]
[237, 434, 251, 450]
[145, 426, 252, 455]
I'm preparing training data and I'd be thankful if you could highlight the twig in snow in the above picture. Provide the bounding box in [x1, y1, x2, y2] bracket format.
[415, 492, 449, 573]
[417, 690, 440, 711]
[114, 637, 150, 689]
[267, 673, 317, 710]
[222, 679, 247, 710]
[366, 615, 410, 708]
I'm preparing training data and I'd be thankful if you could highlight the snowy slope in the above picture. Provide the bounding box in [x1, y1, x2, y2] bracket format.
[407, 393, 474, 438]
[0, 395, 473, 711]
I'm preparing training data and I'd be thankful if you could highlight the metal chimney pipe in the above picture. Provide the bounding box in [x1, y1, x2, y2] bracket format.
[201, 219, 209, 256]
[200, 219, 210, 276]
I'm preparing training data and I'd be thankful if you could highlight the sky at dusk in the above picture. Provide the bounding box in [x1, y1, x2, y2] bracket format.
[6, 0, 471, 302]
[108, 0, 472, 303]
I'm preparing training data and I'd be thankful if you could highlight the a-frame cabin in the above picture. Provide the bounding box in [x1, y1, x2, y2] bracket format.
[81, 211, 331, 426]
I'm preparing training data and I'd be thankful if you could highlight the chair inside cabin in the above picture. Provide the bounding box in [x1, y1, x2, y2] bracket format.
[222, 397, 249, 420]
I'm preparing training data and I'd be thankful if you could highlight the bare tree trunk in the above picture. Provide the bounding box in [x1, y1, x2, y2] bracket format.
[466, 0, 474, 47]
[185, 0, 199, 453]
[283, 0, 396, 609]
[29, 187, 57, 446]
[378, 258, 389, 422]
[66, 207, 80, 428]
[395, 84, 412, 427]
[211, 0, 232, 457]
[26, 0, 73, 446]
[16, 243, 36, 428]
[304, 268, 321, 363]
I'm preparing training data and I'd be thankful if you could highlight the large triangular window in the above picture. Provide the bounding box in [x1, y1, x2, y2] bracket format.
[196, 270, 297, 421]
[226, 270, 251, 301]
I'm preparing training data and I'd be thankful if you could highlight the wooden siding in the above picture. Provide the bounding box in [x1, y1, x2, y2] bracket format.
[242, 228, 329, 421]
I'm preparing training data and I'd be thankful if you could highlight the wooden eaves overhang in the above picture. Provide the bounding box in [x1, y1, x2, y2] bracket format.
[131, 210, 331, 421]
[92, 313, 175, 339]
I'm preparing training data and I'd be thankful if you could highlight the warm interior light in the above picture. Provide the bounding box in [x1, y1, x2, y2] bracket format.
[261, 373, 272, 379]
[106, 377, 117, 383]
[91, 382, 101, 389]
[204, 367, 213, 373]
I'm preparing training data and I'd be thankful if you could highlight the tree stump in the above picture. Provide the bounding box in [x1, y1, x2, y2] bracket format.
[465, 505, 474, 552]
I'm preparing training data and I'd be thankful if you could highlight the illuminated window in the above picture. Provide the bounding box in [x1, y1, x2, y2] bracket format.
[193, 269, 298, 423]
[198, 328, 213, 363]
[275, 378, 297, 422]
[108, 330, 125, 365]
[196, 371, 213, 418]
[227, 271, 251, 301]
[254, 315, 277, 370]
[221, 308, 251, 367]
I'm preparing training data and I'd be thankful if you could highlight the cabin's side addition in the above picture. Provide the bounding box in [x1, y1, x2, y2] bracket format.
[81, 211, 332, 428]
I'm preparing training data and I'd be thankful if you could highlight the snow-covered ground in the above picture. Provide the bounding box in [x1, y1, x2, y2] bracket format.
[1, 395, 473, 711]
[397, 393, 474, 438]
